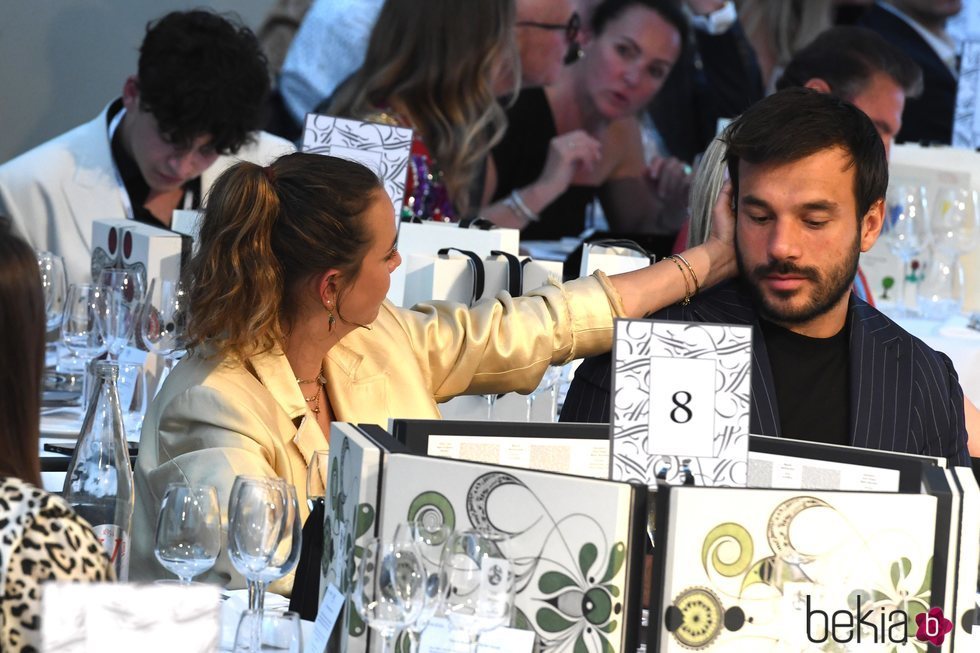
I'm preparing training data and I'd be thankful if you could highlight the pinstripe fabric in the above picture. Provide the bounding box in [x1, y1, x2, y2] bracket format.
[560, 281, 970, 467]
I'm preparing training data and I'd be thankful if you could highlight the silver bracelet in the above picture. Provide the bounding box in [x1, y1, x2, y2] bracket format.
[504, 189, 539, 223]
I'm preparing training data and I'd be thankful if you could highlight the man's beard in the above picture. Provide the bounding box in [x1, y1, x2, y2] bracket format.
[736, 232, 860, 326]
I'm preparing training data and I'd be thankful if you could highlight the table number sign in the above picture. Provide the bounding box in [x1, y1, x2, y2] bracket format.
[301, 114, 413, 221]
[611, 318, 752, 487]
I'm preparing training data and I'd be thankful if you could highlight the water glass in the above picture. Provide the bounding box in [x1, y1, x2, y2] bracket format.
[140, 277, 188, 358]
[227, 476, 287, 612]
[395, 521, 452, 653]
[97, 268, 146, 359]
[116, 361, 147, 440]
[37, 251, 69, 333]
[255, 484, 302, 590]
[153, 483, 221, 584]
[354, 536, 426, 653]
[439, 530, 515, 653]
[233, 610, 302, 653]
[882, 183, 930, 315]
[917, 246, 965, 320]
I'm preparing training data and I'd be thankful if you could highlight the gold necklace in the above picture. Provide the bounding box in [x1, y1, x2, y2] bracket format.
[297, 374, 327, 415]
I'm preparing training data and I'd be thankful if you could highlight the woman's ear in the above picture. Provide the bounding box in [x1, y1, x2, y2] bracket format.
[317, 268, 342, 307]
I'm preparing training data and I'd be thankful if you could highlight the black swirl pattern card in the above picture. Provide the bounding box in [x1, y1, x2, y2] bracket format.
[301, 114, 413, 220]
[610, 318, 753, 487]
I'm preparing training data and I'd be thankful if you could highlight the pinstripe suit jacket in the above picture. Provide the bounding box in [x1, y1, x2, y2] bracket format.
[561, 281, 970, 466]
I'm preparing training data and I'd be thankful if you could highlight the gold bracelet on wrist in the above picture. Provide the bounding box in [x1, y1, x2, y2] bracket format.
[665, 255, 693, 305]
[673, 253, 701, 296]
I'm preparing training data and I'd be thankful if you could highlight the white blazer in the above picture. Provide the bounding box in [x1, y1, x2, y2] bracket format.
[0, 102, 295, 283]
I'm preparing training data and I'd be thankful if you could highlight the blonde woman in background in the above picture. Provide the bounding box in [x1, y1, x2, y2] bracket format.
[735, 0, 835, 90]
[327, 0, 518, 221]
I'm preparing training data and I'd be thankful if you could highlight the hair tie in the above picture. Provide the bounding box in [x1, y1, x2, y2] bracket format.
[263, 165, 276, 184]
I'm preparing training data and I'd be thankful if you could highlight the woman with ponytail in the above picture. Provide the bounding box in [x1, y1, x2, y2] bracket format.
[130, 151, 736, 592]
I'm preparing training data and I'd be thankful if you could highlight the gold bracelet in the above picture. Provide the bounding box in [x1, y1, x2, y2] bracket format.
[674, 253, 701, 296]
[665, 255, 693, 305]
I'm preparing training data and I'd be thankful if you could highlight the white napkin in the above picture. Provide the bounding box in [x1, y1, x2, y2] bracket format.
[939, 314, 980, 340]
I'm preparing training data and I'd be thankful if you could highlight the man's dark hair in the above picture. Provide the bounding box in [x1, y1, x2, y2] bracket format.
[776, 26, 923, 101]
[137, 10, 270, 155]
[723, 87, 888, 219]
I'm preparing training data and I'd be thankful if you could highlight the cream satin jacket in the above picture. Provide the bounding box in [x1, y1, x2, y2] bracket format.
[130, 274, 626, 592]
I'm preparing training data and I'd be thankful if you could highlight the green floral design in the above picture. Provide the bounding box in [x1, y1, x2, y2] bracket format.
[846, 557, 933, 653]
[532, 541, 626, 653]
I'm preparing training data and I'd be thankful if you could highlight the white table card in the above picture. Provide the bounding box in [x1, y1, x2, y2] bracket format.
[42, 582, 220, 652]
[309, 584, 345, 653]
[418, 618, 536, 653]
[301, 114, 413, 221]
[611, 319, 753, 487]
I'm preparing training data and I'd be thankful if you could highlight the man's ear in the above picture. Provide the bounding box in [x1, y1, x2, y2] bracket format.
[860, 198, 885, 252]
[803, 78, 833, 95]
[122, 76, 140, 110]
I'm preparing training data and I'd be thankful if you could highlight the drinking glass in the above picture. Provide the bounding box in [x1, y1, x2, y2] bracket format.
[116, 361, 147, 440]
[306, 450, 329, 512]
[233, 609, 302, 653]
[37, 251, 69, 337]
[395, 521, 452, 653]
[97, 268, 146, 360]
[153, 483, 221, 584]
[353, 536, 426, 653]
[882, 183, 930, 315]
[227, 476, 287, 612]
[254, 483, 302, 596]
[140, 277, 188, 357]
[439, 530, 515, 653]
[61, 283, 110, 408]
[918, 186, 980, 319]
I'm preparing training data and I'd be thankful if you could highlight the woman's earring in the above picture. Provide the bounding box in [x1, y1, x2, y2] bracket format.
[326, 300, 336, 331]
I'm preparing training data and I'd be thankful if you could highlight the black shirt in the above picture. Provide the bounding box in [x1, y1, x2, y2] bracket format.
[759, 317, 851, 446]
[106, 99, 201, 229]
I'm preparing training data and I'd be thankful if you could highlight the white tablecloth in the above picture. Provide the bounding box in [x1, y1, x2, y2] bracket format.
[886, 312, 980, 406]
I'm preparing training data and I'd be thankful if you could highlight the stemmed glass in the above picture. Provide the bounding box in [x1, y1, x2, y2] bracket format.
[439, 530, 515, 653]
[227, 476, 287, 612]
[61, 283, 110, 410]
[97, 268, 146, 360]
[918, 186, 980, 319]
[140, 277, 189, 392]
[881, 183, 930, 315]
[233, 609, 302, 653]
[253, 484, 302, 602]
[306, 450, 329, 512]
[36, 251, 68, 363]
[353, 536, 426, 653]
[153, 483, 221, 584]
[395, 521, 452, 653]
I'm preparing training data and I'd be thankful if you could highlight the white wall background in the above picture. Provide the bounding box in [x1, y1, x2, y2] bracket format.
[0, 1, 274, 164]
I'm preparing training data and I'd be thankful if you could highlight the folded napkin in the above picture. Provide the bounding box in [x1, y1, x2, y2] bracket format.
[939, 314, 980, 340]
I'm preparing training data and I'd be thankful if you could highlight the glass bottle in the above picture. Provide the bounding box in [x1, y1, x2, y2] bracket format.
[63, 361, 135, 580]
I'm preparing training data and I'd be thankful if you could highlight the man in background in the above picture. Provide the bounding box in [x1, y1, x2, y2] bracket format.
[0, 10, 293, 283]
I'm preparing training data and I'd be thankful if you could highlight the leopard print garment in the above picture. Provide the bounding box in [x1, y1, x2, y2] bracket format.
[0, 476, 113, 652]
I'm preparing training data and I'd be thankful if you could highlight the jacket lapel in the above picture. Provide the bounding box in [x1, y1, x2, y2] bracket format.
[324, 337, 390, 428]
[249, 347, 325, 465]
[59, 105, 126, 252]
[847, 300, 911, 452]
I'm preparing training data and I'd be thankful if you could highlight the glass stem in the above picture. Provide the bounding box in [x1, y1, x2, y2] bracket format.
[380, 631, 396, 653]
[900, 257, 911, 315]
[408, 629, 421, 653]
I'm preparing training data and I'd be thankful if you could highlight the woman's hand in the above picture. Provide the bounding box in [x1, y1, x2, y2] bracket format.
[538, 130, 602, 199]
[704, 181, 737, 281]
[647, 155, 693, 202]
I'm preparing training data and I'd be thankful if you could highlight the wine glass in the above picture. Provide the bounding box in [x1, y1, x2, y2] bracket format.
[61, 283, 110, 409]
[153, 483, 221, 584]
[37, 251, 68, 360]
[353, 536, 426, 653]
[918, 186, 980, 319]
[227, 476, 287, 612]
[306, 450, 329, 512]
[97, 268, 146, 360]
[254, 483, 302, 598]
[233, 609, 302, 653]
[439, 530, 515, 653]
[395, 521, 452, 653]
[882, 183, 930, 315]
